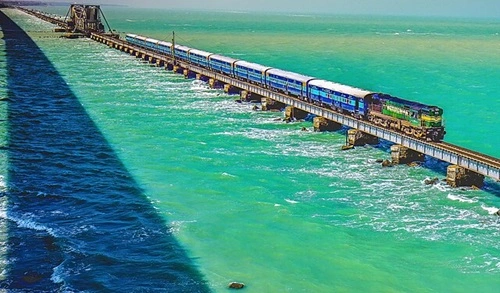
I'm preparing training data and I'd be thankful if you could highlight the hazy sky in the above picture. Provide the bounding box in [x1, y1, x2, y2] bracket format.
[41, 0, 500, 18]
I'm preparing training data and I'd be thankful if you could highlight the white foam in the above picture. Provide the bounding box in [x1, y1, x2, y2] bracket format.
[447, 194, 477, 204]
[481, 205, 499, 215]
[222, 172, 236, 178]
[285, 199, 299, 204]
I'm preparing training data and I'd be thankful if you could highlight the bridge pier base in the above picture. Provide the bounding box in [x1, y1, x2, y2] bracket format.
[261, 98, 285, 111]
[209, 78, 224, 89]
[240, 91, 263, 103]
[284, 106, 309, 122]
[183, 69, 196, 79]
[313, 117, 342, 132]
[344, 129, 378, 149]
[156, 59, 164, 67]
[224, 84, 240, 94]
[446, 165, 484, 188]
[391, 145, 425, 165]
[196, 74, 209, 82]
[173, 65, 185, 74]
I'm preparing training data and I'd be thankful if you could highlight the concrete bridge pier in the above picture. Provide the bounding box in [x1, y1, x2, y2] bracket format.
[390, 145, 425, 165]
[446, 165, 484, 188]
[343, 129, 378, 150]
[209, 78, 224, 89]
[284, 106, 309, 122]
[156, 59, 164, 67]
[183, 69, 196, 79]
[196, 74, 209, 82]
[239, 91, 262, 103]
[313, 117, 342, 132]
[164, 62, 174, 71]
[173, 65, 185, 74]
[224, 84, 240, 94]
[261, 97, 285, 111]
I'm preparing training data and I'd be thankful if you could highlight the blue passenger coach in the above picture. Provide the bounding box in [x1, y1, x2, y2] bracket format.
[173, 45, 191, 62]
[125, 33, 137, 44]
[308, 80, 372, 117]
[189, 49, 212, 68]
[126, 34, 147, 48]
[158, 41, 173, 55]
[234, 61, 271, 85]
[145, 38, 160, 51]
[209, 55, 238, 75]
[266, 69, 315, 99]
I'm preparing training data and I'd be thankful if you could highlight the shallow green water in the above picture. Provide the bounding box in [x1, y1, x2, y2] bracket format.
[2, 7, 499, 292]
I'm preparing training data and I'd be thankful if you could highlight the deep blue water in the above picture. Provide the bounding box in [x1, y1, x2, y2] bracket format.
[0, 10, 208, 292]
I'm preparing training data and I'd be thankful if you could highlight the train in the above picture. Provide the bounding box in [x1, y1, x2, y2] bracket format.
[125, 33, 446, 142]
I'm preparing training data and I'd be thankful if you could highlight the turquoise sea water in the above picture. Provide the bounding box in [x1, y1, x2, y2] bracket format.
[1, 6, 499, 292]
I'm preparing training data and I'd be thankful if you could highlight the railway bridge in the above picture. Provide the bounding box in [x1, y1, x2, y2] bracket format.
[11, 5, 500, 187]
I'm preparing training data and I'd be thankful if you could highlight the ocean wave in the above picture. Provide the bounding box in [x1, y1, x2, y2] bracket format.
[447, 193, 477, 204]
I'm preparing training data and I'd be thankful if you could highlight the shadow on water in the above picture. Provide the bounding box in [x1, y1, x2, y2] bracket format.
[0, 9, 210, 292]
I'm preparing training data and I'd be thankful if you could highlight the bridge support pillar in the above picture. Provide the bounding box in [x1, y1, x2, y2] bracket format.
[390, 145, 425, 165]
[284, 106, 309, 122]
[183, 69, 196, 79]
[446, 165, 484, 188]
[342, 129, 378, 150]
[240, 91, 263, 103]
[313, 117, 342, 132]
[261, 97, 285, 111]
[224, 84, 240, 94]
[173, 65, 184, 74]
[156, 59, 164, 67]
[196, 74, 209, 82]
[209, 78, 224, 89]
[164, 62, 173, 71]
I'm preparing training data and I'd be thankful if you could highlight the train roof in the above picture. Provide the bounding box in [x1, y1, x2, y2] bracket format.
[158, 41, 172, 47]
[209, 54, 239, 64]
[145, 38, 159, 44]
[266, 68, 315, 83]
[380, 94, 441, 111]
[174, 44, 193, 52]
[189, 48, 212, 57]
[309, 79, 372, 98]
[125, 33, 137, 38]
[234, 60, 272, 72]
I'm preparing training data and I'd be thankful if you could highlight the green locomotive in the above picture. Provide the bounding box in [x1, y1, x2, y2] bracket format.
[368, 94, 445, 142]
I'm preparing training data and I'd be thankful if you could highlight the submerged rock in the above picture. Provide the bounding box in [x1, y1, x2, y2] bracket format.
[341, 144, 354, 151]
[381, 160, 393, 167]
[228, 282, 245, 289]
[424, 177, 439, 185]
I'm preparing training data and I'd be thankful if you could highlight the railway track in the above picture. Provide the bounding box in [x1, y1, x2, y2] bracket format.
[438, 142, 500, 168]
